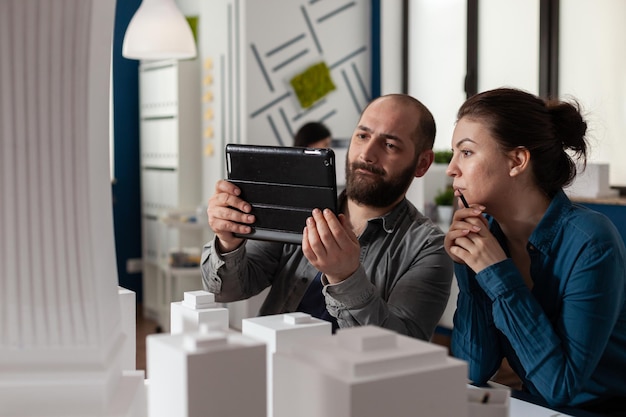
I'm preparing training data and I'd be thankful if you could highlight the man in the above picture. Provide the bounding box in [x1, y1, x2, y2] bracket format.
[201, 94, 452, 340]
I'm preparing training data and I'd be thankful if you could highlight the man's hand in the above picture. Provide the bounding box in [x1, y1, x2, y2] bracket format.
[302, 208, 361, 284]
[207, 180, 255, 253]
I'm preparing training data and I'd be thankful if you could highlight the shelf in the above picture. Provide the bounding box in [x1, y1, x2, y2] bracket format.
[160, 218, 209, 230]
[161, 264, 202, 277]
[147, 259, 202, 277]
[139, 58, 203, 332]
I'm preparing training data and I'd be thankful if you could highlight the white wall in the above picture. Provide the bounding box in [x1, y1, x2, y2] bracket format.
[409, 0, 626, 186]
[560, 0, 626, 186]
[478, 0, 539, 94]
[404, 1, 467, 212]
[177, 1, 626, 188]
[195, 0, 372, 203]
[408, 0, 467, 153]
[380, 0, 404, 95]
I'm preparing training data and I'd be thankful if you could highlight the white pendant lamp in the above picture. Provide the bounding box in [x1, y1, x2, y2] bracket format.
[122, 0, 197, 60]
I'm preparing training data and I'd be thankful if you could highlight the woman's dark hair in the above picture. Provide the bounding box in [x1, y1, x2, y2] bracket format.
[293, 122, 331, 147]
[457, 87, 588, 197]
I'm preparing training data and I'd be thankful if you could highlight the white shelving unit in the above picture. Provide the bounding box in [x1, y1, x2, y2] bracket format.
[138, 59, 209, 330]
[152, 215, 209, 332]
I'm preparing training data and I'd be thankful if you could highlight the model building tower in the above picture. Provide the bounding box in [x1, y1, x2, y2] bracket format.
[273, 326, 468, 417]
[0, 1, 145, 415]
[147, 326, 267, 417]
[242, 312, 332, 417]
[170, 290, 229, 334]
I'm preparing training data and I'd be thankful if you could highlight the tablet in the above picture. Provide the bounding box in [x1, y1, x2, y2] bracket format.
[225, 143, 338, 244]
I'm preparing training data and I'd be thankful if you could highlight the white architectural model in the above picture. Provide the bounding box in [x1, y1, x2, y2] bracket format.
[467, 386, 511, 417]
[170, 290, 229, 334]
[242, 313, 332, 417]
[147, 326, 267, 417]
[226, 287, 270, 330]
[0, 1, 145, 415]
[273, 325, 468, 417]
[120, 287, 138, 371]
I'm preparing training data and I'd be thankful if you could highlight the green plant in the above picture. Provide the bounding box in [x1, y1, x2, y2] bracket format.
[434, 150, 453, 164]
[290, 62, 336, 109]
[434, 185, 455, 206]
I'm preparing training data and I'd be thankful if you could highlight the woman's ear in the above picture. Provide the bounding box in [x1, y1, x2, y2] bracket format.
[508, 146, 530, 177]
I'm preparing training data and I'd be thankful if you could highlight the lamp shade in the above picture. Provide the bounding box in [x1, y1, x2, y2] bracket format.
[122, 0, 197, 60]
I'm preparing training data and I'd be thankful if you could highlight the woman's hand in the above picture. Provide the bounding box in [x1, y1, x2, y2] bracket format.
[445, 204, 506, 273]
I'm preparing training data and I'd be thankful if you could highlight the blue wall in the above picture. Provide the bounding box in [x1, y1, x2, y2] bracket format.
[112, 0, 143, 301]
[370, 0, 381, 99]
[580, 202, 626, 244]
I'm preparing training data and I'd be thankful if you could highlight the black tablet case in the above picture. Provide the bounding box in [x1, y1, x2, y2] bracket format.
[225, 144, 338, 244]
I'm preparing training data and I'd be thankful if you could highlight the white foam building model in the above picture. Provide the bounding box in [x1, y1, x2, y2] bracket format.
[146, 326, 267, 417]
[242, 312, 333, 417]
[170, 290, 229, 334]
[565, 162, 619, 199]
[467, 386, 511, 417]
[119, 287, 138, 371]
[226, 287, 270, 330]
[0, 1, 146, 416]
[273, 325, 468, 417]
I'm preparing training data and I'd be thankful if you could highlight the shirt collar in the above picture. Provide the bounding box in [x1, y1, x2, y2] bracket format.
[338, 190, 409, 234]
[529, 189, 573, 253]
[489, 189, 573, 255]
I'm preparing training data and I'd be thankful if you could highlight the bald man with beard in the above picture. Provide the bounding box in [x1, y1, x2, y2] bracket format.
[201, 94, 452, 340]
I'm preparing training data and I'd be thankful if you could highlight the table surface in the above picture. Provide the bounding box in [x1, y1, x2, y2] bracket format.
[510, 389, 610, 417]
[478, 382, 608, 417]
[511, 396, 574, 416]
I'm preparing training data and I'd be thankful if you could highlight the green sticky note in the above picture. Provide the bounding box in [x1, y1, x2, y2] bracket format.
[290, 62, 336, 109]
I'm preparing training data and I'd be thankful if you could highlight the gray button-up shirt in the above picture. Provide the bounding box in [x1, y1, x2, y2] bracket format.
[201, 195, 453, 340]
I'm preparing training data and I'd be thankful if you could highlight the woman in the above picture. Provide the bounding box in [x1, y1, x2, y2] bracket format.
[445, 87, 626, 413]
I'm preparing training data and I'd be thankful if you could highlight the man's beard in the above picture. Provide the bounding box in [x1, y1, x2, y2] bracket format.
[345, 159, 416, 208]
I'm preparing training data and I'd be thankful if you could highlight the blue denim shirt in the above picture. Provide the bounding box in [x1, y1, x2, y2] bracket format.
[451, 190, 626, 407]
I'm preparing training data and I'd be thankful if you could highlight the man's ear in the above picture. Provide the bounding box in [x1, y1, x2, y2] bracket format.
[508, 146, 530, 177]
[414, 149, 434, 178]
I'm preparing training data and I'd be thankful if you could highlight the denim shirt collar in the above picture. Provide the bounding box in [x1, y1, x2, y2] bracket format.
[490, 189, 573, 256]
[529, 190, 574, 254]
